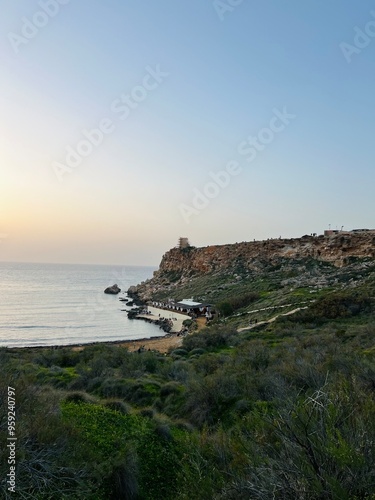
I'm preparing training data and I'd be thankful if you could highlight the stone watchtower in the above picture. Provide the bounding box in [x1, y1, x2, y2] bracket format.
[178, 237, 190, 249]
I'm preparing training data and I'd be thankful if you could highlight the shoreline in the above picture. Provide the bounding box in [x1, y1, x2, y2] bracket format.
[4, 331, 184, 354]
[3, 308, 207, 353]
[3, 308, 193, 354]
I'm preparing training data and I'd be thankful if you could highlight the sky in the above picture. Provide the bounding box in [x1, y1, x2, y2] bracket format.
[1, 0, 374, 266]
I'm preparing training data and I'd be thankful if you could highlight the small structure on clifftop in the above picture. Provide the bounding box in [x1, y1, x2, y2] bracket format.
[178, 237, 190, 249]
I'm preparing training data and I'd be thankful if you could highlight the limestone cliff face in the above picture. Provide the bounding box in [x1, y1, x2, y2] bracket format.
[131, 232, 375, 300]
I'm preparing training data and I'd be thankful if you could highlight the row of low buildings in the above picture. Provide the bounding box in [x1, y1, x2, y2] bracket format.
[150, 298, 214, 319]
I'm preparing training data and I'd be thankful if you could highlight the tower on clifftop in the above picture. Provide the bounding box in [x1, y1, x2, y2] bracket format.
[178, 237, 190, 249]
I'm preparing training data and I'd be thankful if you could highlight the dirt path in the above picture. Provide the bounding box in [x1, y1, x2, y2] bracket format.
[234, 300, 314, 318]
[237, 306, 307, 332]
[196, 317, 207, 331]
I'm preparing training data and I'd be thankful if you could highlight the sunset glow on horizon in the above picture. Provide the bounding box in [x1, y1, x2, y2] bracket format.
[1, 1, 375, 265]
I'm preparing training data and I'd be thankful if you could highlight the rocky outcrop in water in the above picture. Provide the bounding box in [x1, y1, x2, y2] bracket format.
[104, 284, 121, 295]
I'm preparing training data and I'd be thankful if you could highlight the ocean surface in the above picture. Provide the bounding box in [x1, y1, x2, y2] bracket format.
[0, 262, 159, 348]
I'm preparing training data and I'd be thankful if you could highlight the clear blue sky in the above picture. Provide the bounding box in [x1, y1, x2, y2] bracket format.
[1, 0, 374, 265]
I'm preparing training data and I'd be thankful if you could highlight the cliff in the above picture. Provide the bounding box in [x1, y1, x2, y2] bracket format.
[130, 232, 375, 302]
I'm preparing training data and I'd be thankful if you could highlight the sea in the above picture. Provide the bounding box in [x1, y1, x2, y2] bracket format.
[0, 262, 160, 348]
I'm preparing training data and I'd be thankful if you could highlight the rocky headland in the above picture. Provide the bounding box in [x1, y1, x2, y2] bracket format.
[129, 231, 375, 306]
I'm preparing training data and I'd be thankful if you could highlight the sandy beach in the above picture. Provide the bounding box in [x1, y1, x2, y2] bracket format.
[68, 307, 192, 354]
[135, 306, 190, 333]
[68, 332, 184, 354]
[122, 334, 183, 353]
[17, 306, 208, 354]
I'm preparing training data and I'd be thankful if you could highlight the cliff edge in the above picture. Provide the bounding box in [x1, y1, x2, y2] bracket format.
[130, 232, 375, 302]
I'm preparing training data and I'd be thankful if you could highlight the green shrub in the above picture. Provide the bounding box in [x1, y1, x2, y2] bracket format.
[107, 448, 139, 500]
[216, 301, 234, 317]
[189, 348, 206, 356]
[311, 291, 371, 319]
[64, 391, 96, 404]
[160, 382, 183, 398]
[171, 348, 188, 357]
[183, 325, 236, 351]
[282, 291, 373, 326]
[217, 292, 260, 317]
[103, 399, 132, 415]
[98, 378, 161, 406]
[139, 408, 155, 418]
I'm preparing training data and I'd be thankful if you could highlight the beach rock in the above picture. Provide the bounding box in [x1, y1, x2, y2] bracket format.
[104, 284, 121, 295]
[127, 307, 143, 319]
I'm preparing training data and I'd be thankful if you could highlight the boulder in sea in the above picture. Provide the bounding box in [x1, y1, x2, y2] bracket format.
[104, 284, 121, 295]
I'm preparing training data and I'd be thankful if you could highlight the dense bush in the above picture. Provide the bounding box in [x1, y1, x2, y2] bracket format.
[217, 292, 260, 317]
[280, 290, 373, 326]
[216, 301, 234, 317]
[182, 325, 237, 351]
[310, 290, 371, 319]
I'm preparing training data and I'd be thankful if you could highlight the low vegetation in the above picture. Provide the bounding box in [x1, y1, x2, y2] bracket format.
[1, 280, 375, 498]
[216, 291, 260, 317]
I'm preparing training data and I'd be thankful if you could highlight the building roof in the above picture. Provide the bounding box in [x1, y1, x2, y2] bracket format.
[177, 300, 203, 307]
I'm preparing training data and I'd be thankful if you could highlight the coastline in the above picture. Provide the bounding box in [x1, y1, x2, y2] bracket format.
[69, 332, 184, 353]
[5, 308, 206, 353]
[0, 262, 159, 350]
[7, 331, 184, 354]
[2, 299, 193, 354]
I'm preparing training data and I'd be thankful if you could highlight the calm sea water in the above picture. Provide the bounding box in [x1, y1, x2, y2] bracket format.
[0, 262, 159, 348]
